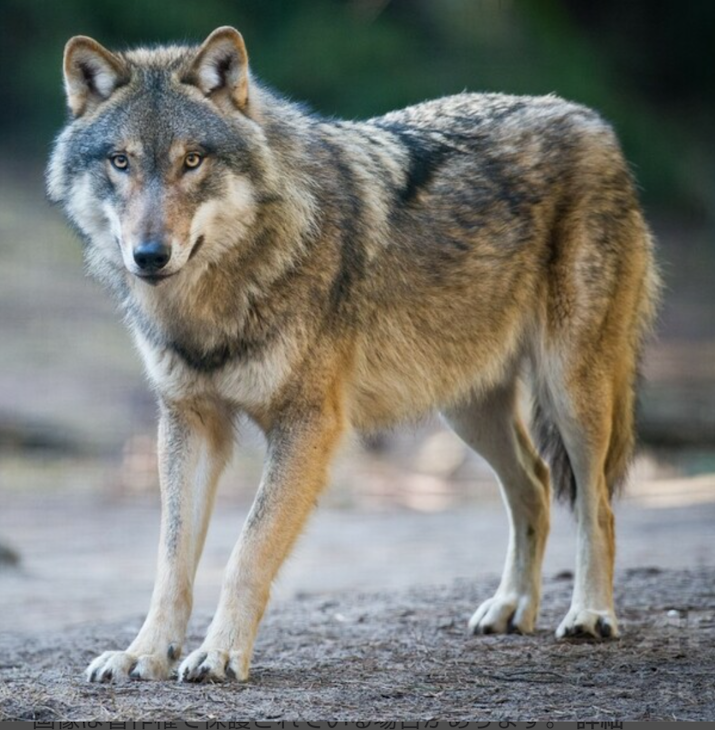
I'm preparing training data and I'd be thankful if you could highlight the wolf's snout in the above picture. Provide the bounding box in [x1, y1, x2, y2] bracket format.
[133, 241, 171, 272]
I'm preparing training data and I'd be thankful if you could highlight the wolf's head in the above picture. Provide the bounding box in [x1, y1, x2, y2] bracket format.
[47, 28, 278, 288]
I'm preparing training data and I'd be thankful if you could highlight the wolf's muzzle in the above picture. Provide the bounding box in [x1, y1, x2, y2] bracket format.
[133, 241, 171, 273]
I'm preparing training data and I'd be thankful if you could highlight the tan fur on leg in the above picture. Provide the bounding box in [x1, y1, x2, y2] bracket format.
[180, 380, 345, 682]
[86, 400, 233, 682]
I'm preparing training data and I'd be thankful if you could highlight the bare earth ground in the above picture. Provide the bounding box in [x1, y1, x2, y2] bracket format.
[1, 486, 714, 721]
[1, 566, 714, 722]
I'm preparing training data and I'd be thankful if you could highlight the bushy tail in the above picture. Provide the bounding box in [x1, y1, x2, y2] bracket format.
[602, 231, 662, 499]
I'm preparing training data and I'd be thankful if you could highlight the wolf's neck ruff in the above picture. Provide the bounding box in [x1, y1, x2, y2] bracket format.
[120, 188, 318, 375]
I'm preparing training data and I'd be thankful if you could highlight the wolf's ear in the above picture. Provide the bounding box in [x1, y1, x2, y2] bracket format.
[186, 27, 249, 111]
[63, 36, 128, 117]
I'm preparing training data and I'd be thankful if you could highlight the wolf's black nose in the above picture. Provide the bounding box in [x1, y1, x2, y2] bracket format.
[133, 241, 171, 272]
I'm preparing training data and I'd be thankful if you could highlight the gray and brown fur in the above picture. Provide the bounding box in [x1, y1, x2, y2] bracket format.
[47, 27, 660, 682]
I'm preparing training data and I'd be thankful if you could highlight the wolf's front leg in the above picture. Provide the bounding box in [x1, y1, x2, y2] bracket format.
[87, 401, 233, 682]
[179, 403, 344, 682]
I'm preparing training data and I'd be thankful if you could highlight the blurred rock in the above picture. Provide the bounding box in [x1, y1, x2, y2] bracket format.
[0, 540, 20, 568]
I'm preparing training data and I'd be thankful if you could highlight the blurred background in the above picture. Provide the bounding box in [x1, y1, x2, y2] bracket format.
[1, 0, 713, 631]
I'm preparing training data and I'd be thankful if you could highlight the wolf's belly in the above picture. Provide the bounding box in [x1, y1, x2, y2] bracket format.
[346, 325, 523, 431]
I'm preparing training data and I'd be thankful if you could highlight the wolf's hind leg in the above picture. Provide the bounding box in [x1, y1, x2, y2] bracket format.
[86, 401, 233, 682]
[538, 285, 643, 639]
[544, 369, 622, 640]
[442, 381, 550, 635]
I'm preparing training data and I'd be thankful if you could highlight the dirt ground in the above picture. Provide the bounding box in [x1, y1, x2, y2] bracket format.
[1, 440, 714, 722]
[0, 566, 713, 722]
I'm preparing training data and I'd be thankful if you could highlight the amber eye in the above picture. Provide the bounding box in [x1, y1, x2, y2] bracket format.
[184, 152, 203, 170]
[110, 153, 129, 171]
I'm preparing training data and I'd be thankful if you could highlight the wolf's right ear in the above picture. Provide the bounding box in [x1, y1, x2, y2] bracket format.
[63, 36, 128, 117]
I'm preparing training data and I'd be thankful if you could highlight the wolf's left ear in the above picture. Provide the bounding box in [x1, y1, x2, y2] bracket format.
[186, 27, 249, 111]
[63, 36, 128, 116]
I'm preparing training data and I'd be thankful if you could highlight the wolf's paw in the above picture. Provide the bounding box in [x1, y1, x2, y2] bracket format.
[468, 593, 537, 635]
[86, 650, 172, 682]
[179, 648, 248, 683]
[556, 607, 619, 640]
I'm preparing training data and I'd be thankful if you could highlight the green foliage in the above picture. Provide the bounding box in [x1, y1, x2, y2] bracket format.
[1, 0, 712, 216]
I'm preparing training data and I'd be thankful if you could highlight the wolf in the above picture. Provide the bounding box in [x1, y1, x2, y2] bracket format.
[47, 27, 660, 683]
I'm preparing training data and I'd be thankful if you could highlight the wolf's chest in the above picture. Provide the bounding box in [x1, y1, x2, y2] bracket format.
[133, 329, 294, 411]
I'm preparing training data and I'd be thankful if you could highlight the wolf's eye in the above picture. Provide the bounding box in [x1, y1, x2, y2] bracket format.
[184, 152, 203, 170]
[110, 154, 129, 171]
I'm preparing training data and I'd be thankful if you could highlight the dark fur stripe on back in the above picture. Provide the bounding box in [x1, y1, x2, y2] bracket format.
[374, 122, 453, 206]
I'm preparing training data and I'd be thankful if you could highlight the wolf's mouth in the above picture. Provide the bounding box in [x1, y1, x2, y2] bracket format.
[189, 235, 205, 261]
[136, 272, 176, 286]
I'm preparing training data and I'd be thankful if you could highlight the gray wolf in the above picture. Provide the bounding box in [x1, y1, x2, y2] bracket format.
[47, 27, 660, 682]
